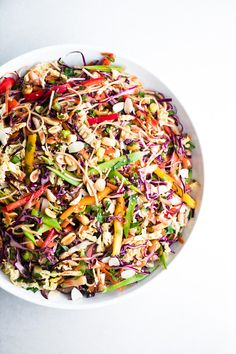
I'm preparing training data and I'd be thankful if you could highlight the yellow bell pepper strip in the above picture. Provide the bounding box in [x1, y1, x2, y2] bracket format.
[124, 194, 137, 237]
[112, 197, 125, 256]
[154, 167, 196, 209]
[60, 186, 113, 220]
[25, 133, 37, 175]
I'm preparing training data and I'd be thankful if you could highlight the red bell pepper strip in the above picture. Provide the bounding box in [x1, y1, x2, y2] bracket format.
[102, 57, 111, 65]
[45, 83, 71, 96]
[0, 77, 16, 94]
[24, 89, 45, 102]
[82, 78, 104, 87]
[1, 184, 48, 213]
[163, 125, 172, 136]
[101, 52, 115, 64]
[8, 98, 19, 111]
[41, 228, 57, 249]
[87, 113, 119, 125]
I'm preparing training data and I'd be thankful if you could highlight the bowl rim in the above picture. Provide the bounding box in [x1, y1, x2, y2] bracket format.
[0, 43, 204, 309]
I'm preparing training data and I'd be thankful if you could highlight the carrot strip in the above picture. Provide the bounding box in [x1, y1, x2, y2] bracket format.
[61, 219, 70, 228]
[60, 186, 113, 220]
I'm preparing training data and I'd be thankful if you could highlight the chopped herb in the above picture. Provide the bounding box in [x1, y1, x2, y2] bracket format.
[10, 155, 21, 164]
[55, 244, 69, 257]
[52, 102, 61, 111]
[60, 130, 71, 138]
[64, 67, 74, 77]
[22, 251, 33, 262]
[26, 287, 39, 293]
[186, 169, 192, 183]
[168, 110, 175, 116]
[104, 126, 112, 135]
[186, 141, 195, 151]
[104, 200, 111, 208]
[26, 142, 33, 152]
[166, 225, 175, 235]
[89, 109, 97, 117]
[138, 91, 145, 98]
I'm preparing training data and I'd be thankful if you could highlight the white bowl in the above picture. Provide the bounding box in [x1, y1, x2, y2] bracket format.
[0, 44, 204, 309]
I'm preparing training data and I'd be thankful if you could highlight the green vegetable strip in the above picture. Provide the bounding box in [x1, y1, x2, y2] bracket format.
[37, 224, 51, 235]
[124, 195, 138, 237]
[103, 265, 159, 293]
[46, 166, 80, 186]
[109, 170, 141, 194]
[103, 273, 147, 293]
[42, 216, 61, 231]
[88, 152, 144, 176]
[159, 244, 167, 269]
[83, 65, 124, 73]
[23, 230, 36, 245]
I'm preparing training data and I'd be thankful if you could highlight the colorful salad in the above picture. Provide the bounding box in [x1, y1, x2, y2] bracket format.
[0, 52, 197, 299]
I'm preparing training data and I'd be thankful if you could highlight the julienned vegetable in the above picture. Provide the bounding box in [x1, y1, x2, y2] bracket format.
[87, 113, 119, 125]
[112, 197, 125, 256]
[42, 216, 61, 231]
[0, 51, 198, 299]
[88, 152, 145, 176]
[154, 167, 196, 208]
[25, 134, 37, 175]
[108, 170, 141, 193]
[41, 228, 56, 248]
[83, 65, 124, 72]
[1, 185, 48, 213]
[60, 186, 113, 220]
[0, 77, 15, 93]
[46, 166, 80, 186]
[23, 230, 37, 245]
[103, 264, 159, 293]
[124, 194, 137, 237]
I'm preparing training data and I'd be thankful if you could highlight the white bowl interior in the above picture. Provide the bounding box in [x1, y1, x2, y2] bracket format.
[0, 44, 204, 309]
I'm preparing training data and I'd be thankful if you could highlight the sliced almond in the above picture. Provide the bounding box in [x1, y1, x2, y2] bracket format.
[30, 169, 40, 183]
[71, 288, 83, 301]
[48, 125, 62, 134]
[113, 102, 124, 113]
[124, 98, 134, 114]
[121, 269, 136, 279]
[101, 137, 116, 147]
[68, 141, 85, 153]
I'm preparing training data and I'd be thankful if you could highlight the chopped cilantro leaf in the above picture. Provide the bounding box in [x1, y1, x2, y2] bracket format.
[64, 67, 74, 77]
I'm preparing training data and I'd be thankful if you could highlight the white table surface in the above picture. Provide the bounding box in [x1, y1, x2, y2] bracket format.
[0, 0, 235, 353]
